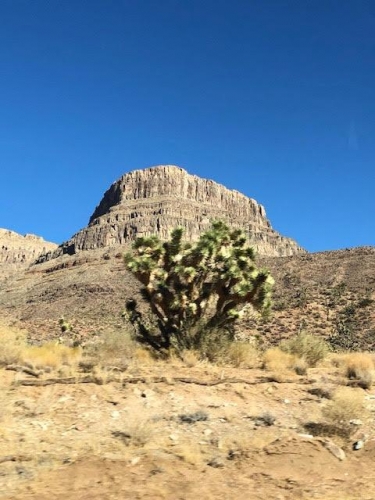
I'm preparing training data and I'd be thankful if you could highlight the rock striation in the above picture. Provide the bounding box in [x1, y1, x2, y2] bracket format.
[0, 229, 57, 269]
[41, 165, 305, 260]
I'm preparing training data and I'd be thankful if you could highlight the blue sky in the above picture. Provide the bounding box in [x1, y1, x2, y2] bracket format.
[0, 0, 374, 252]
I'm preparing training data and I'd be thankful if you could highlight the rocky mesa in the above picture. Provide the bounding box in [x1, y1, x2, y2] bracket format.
[41, 165, 305, 260]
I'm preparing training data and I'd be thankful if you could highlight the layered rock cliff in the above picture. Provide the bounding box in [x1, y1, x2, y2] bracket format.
[0, 229, 57, 269]
[41, 165, 305, 260]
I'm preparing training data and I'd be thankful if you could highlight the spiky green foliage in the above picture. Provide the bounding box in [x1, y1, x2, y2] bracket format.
[124, 221, 273, 352]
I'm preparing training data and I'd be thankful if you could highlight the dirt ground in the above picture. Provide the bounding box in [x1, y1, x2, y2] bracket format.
[1, 360, 375, 500]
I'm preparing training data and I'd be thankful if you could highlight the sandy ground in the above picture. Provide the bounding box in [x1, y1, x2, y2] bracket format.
[1, 360, 375, 500]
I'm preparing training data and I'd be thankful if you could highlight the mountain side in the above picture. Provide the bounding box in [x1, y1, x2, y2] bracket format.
[255, 246, 375, 349]
[0, 228, 57, 272]
[0, 245, 373, 350]
[39, 165, 304, 260]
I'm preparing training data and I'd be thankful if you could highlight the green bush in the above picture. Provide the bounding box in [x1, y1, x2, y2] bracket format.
[279, 332, 329, 367]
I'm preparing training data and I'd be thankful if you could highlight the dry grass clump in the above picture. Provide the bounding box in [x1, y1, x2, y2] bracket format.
[342, 353, 374, 389]
[224, 342, 259, 368]
[305, 387, 367, 439]
[134, 346, 157, 364]
[181, 349, 201, 367]
[0, 322, 26, 366]
[262, 347, 311, 377]
[86, 330, 135, 368]
[262, 348, 295, 372]
[175, 443, 203, 465]
[322, 387, 366, 431]
[279, 332, 329, 367]
[292, 357, 308, 375]
[22, 342, 82, 370]
[328, 352, 348, 368]
[112, 419, 153, 447]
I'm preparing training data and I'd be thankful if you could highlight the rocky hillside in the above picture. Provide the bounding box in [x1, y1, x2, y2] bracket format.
[39, 165, 304, 260]
[255, 247, 375, 350]
[0, 243, 373, 351]
[0, 229, 57, 271]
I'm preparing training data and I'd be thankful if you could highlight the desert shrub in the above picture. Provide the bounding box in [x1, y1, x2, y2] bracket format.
[279, 332, 329, 367]
[308, 386, 334, 399]
[342, 353, 374, 389]
[124, 221, 273, 355]
[292, 357, 308, 375]
[253, 411, 276, 427]
[0, 322, 26, 366]
[179, 410, 209, 423]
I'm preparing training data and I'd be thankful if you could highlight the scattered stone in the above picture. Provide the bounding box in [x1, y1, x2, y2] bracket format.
[58, 395, 72, 403]
[107, 398, 120, 406]
[169, 434, 179, 442]
[353, 440, 364, 451]
[69, 424, 85, 431]
[203, 429, 213, 436]
[33, 421, 49, 431]
[297, 434, 314, 439]
[207, 457, 225, 468]
[283, 399, 290, 404]
[350, 419, 363, 426]
[129, 456, 141, 466]
[141, 389, 154, 398]
[318, 438, 346, 461]
[111, 411, 120, 419]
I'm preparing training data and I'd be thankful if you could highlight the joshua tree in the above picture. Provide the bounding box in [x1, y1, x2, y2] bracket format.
[124, 221, 273, 352]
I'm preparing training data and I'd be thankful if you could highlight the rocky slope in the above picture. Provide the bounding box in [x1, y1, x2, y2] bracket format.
[0, 229, 57, 271]
[40, 165, 304, 260]
[0, 243, 373, 350]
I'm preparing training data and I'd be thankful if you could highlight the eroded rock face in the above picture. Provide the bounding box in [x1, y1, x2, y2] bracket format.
[0, 229, 57, 268]
[41, 165, 305, 260]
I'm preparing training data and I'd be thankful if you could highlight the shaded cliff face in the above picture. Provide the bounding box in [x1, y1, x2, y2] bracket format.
[42, 165, 305, 260]
[0, 229, 57, 272]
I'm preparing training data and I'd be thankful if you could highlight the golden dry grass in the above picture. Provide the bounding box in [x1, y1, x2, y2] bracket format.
[224, 342, 259, 368]
[174, 443, 204, 465]
[86, 330, 135, 368]
[262, 348, 296, 372]
[0, 321, 26, 366]
[342, 352, 374, 388]
[322, 387, 367, 426]
[115, 419, 154, 448]
[22, 342, 82, 370]
[181, 349, 201, 367]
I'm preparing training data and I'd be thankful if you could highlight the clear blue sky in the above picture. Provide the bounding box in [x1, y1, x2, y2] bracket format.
[0, 0, 374, 252]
